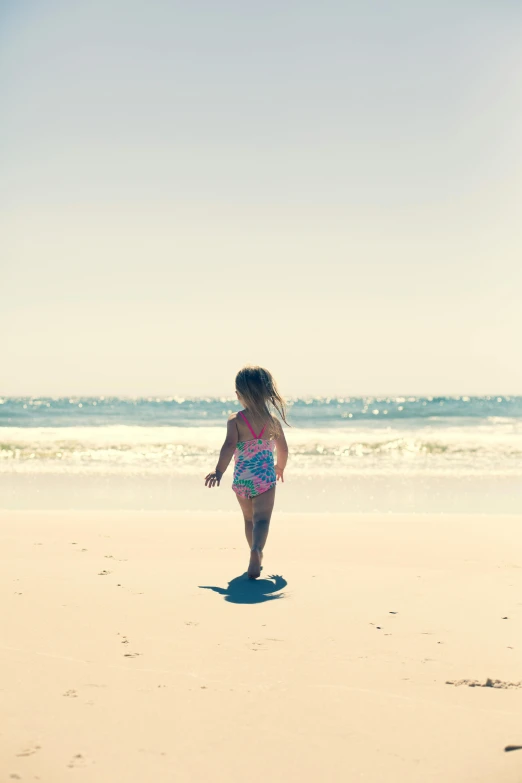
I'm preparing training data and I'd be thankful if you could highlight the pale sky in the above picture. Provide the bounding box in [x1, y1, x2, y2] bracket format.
[1, 0, 521, 397]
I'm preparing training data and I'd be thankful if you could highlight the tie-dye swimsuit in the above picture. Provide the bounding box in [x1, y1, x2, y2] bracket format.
[232, 411, 277, 499]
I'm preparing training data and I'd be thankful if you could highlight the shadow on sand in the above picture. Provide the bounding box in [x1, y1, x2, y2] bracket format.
[199, 573, 288, 604]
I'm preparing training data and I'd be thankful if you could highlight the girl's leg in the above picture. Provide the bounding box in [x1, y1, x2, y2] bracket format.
[235, 493, 254, 548]
[248, 486, 276, 579]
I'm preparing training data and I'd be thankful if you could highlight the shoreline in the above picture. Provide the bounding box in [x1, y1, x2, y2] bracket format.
[2, 472, 522, 514]
[3, 508, 522, 518]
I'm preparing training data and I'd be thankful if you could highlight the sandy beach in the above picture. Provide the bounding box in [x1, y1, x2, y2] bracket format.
[1, 509, 522, 782]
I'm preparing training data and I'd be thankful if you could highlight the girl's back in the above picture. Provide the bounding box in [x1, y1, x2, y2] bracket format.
[235, 409, 274, 443]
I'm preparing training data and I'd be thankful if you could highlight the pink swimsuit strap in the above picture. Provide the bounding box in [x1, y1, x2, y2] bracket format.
[238, 410, 266, 440]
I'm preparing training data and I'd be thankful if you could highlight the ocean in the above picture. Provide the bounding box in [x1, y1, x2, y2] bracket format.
[1, 395, 522, 513]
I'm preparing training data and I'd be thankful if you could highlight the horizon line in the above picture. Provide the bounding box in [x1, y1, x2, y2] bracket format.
[1, 393, 520, 400]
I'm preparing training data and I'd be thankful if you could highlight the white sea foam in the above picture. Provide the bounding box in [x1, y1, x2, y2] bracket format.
[2, 422, 521, 478]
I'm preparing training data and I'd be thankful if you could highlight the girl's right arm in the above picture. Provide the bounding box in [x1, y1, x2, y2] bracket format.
[205, 415, 238, 488]
[274, 419, 288, 482]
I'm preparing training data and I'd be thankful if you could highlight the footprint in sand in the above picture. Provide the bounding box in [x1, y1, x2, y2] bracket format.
[98, 570, 112, 576]
[16, 744, 41, 757]
[67, 754, 87, 769]
[63, 689, 78, 698]
[249, 639, 284, 651]
[124, 652, 141, 658]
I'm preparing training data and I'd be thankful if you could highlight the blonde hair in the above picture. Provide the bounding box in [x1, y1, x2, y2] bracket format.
[235, 365, 289, 438]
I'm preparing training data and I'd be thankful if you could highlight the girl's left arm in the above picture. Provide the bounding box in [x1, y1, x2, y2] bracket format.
[274, 419, 288, 481]
[204, 415, 238, 488]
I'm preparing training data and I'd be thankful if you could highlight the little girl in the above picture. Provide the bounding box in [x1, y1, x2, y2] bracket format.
[204, 366, 289, 579]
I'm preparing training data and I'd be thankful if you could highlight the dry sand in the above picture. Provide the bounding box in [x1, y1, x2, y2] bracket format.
[1, 510, 522, 782]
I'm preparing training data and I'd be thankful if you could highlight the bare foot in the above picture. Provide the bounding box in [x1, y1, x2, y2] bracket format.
[248, 549, 263, 579]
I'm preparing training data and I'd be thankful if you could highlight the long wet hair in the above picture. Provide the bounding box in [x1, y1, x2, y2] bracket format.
[235, 365, 289, 438]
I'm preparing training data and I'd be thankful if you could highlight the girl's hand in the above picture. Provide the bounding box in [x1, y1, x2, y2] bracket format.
[275, 466, 284, 482]
[205, 470, 223, 488]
